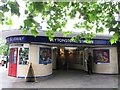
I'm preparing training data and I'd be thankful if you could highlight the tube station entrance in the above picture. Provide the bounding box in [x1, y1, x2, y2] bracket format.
[5, 35, 118, 78]
[52, 46, 89, 71]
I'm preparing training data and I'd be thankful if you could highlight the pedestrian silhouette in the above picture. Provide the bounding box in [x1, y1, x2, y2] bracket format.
[87, 52, 93, 74]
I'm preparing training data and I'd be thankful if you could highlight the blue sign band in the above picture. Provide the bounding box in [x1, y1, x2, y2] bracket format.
[6, 35, 111, 45]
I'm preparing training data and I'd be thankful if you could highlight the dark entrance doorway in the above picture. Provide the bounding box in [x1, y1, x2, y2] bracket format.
[56, 47, 78, 70]
[56, 47, 66, 70]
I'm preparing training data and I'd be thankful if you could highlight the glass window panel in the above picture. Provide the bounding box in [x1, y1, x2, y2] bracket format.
[19, 48, 29, 65]
[13, 48, 17, 64]
[9, 49, 12, 62]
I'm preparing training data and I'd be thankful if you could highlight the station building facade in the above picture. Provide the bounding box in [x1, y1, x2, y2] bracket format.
[2, 30, 119, 78]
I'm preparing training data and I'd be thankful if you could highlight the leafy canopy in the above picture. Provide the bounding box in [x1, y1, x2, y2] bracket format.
[0, 39, 9, 56]
[0, 0, 120, 44]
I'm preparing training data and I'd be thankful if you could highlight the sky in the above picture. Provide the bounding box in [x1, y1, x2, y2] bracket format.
[0, 0, 116, 35]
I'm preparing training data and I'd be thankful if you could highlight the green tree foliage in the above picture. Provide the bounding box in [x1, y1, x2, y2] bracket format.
[0, 39, 9, 56]
[0, 1, 120, 44]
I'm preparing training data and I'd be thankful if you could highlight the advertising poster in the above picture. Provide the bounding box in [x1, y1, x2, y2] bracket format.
[39, 47, 52, 64]
[93, 49, 109, 63]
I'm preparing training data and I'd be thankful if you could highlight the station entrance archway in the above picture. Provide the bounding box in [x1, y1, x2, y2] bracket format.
[52, 46, 89, 72]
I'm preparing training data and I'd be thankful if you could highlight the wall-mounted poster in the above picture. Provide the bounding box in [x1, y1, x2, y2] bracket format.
[39, 47, 52, 65]
[93, 49, 109, 63]
[19, 48, 29, 65]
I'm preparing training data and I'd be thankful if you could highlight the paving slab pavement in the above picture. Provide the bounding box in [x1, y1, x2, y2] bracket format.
[0, 65, 118, 89]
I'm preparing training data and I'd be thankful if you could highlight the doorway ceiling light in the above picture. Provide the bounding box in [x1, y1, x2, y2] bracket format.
[65, 47, 77, 50]
[51, 47, 57, 49]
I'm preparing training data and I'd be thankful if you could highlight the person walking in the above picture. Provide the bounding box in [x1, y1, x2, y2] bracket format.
[87, 52, 93, 74]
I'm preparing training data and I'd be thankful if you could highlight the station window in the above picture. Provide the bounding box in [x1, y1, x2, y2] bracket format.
[8, 48, 18, 64]
[39, 47, 52, 65]
[19, 48, 29, 65]
[13, 48, 17, 64]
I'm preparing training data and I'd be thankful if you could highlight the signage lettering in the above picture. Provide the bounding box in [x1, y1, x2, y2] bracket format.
[6, 36, 110, 45]
[52, 38, 94, 44]
[7, 37, 24, 43]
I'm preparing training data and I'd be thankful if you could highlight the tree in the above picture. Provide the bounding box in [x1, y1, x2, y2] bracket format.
[0, 38, 9, 56]
[0, 0, 120, 44]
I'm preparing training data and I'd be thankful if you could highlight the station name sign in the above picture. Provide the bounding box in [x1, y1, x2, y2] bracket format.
[6, 36, 110, 45]
[6, 36, 25, 43]
[52, 38, 94, 44]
